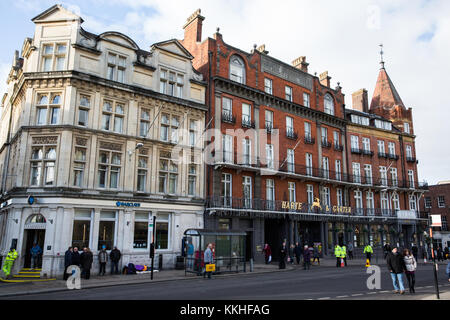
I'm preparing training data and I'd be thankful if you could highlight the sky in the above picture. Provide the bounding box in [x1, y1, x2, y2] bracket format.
[0, 0, 449, 185]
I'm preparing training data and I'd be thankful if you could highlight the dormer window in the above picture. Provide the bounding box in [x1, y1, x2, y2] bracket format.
[160, 69, 183, 98]
[107, 53, 126, 83]
[324, 94, 335, 115]
[404, 122, 410, 134]
[229, 55, 245, 84]
[42, 43, 66, 71]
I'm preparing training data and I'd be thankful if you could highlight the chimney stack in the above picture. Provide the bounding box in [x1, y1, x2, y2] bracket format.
[292, 56, 309, 73]
[319, 71, 331, 87]
[183, 9, 205, 43]
[352, 89, 369, 113]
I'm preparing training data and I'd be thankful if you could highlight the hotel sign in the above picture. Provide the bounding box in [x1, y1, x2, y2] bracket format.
[281, 198, 351, 214]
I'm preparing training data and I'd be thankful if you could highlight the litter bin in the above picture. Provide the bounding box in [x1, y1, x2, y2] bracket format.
[158, 254, 163, 270]
[175, 256, 184, 270]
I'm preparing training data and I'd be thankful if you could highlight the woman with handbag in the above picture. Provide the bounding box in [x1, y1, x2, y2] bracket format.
[262, 243, 272, 264]
[403, 248, 417, 293]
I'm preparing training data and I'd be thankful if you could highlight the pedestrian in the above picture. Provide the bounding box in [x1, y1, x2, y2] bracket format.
[2, 247, 18, 279]
[109, 246, 121, 274]
[446, 259, 450, 282]
[384, 243, 391, 259]
[364, 243, 373, 263]
[341, 244, 347, 267]
[347, 242, 354, 260]
[203, 243, 213, 279]
[444, 246, 449, 260]
[334, 244, 342, 267]
[312, 245, 320, 265]
[187, 242, 194, 268]
[262, 243, 272, 264]
[63, 246, 73, 280]
[98, 245, 108, 276]
[80, 247, 93, 279]
[288, 244, 295, 265]
[437, 247, 443, 262]
[403, 248, 417, 294]
[294, 242, 302, 265]
[386, 247, 406, 294]
[411, 244, 418, 261]
[30, 243, 42, 269]
[303, 245, 311, 270]
[71, 246, 81, 268]
[279, 242, 287, 270]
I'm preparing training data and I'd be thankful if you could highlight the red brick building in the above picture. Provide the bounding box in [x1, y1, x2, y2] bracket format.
[181, 10, 428, 261]
[420, 181, 450, 249]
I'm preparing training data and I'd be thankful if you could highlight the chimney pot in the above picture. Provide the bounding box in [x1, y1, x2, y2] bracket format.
[183, 9, 205, 43]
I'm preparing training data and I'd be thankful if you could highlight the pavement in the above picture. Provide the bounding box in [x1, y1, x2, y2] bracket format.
[1, 258, 448, 299]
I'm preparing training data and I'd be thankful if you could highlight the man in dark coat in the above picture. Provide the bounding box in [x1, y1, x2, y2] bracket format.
[303, 245, 311, 270]
[80, 247, 93, 279]
[110, 246, 122, 274]
[63, 247, 73, 280]
[386, 247, 406, 294]
[411, 244, 418, 261]
[71, 247, 81, 267]
[294, 242, 303, 265]
[279, 242, 287, 269]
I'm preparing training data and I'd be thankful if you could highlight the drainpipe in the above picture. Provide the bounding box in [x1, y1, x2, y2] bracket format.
[1, 93, 15, 198]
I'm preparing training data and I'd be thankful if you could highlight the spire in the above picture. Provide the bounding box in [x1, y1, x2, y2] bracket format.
[379, 44, 385, 69]
[370, 67, 404, 110]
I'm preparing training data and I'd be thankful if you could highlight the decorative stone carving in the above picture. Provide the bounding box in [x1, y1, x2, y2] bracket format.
[79, 36, 97, 49]
[32, 136, 58, 145]
[99, 141, 122, 151]
[75, 137, 88, 146]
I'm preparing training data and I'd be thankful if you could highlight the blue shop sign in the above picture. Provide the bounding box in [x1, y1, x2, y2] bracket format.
[116, 201, 141, 208]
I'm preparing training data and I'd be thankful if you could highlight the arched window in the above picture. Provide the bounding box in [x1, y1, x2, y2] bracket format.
[26, 214, 46, 224]
[229, 55, 245, 84]
[324, 94, 335, 116]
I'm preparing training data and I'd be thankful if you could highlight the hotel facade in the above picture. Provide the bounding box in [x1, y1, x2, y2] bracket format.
[181, 10, 428, 262]
[0, 5, 207, 277]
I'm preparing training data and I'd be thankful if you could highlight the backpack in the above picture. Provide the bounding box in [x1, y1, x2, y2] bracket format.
[127, 263, 136, 274]
[135, 264, 144, 271]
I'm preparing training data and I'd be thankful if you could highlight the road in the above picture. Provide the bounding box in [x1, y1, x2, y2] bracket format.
[2, 264, 449, 300]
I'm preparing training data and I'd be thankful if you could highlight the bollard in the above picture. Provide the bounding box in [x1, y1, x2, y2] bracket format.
[250, 258, 254, 272]
[158, 254, 163, 270]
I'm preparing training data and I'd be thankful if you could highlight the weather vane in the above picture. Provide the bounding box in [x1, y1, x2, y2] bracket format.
[379, 44, 385, 69]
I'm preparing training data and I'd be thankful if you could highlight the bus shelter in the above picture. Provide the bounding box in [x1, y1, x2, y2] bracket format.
[183, 229, 247, 276]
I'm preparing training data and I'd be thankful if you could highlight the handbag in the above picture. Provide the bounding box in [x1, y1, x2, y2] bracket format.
[268, 255, 272, 263]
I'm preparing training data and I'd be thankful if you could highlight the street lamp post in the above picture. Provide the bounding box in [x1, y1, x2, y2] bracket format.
[427, 212, 440, 299]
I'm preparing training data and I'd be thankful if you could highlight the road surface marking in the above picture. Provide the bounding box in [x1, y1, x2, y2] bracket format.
[336, 295, 349, 298]
[351, 293, 364, 297]
[318, 297, 331, 300]
[367, 292, 377, 295]
[380, 290, 390, 293]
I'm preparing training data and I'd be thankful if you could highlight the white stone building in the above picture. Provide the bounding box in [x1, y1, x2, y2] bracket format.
[0, 5, 207, 278]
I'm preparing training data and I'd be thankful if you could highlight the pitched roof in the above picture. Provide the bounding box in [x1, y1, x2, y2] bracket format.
[370, 67, 404, 109]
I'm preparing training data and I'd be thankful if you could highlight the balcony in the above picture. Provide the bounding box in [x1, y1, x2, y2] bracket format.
[222, 111, 236, 124]
[241, 117, 255, 129]
[265, 121, 276, 134]
[351, 148, 363, 154]
[321, 139, 332, 149]
[378, 152, 388, 159]
[206, 196, 397, 217]
[334, 144, 344, 152]
[362, 149, 374, 157]
[406, 157, 417, 163]
[388, 153, 399, 160]
[304, 135, 315, 144]
[286, 128, 298, 140]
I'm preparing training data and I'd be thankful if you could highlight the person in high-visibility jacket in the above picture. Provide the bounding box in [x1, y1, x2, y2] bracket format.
[341, 245, 347, 267]
[334, 245, 342, 267]
[364, 244, 373, 263]
[2, 247, 18, 279]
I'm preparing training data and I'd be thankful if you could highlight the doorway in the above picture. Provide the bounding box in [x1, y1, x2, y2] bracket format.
[245, 231, 253, 261]
[23, 229, 45, 268]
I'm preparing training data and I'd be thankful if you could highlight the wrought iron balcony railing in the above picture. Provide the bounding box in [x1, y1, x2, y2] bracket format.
[334, 144, 344, 152]
[304, 134, 315, 144]
[351, 148, 363, 154]
[222, 111, 236, 124]
[286, 128, 298, 140]
[406, 157, 417, 163]
[388, 153, 399, 160]
[241, 117, 255, 129]
[362, 149, 374, 156]
[378, 152, 388, 159]
[321, 140, 332, 148]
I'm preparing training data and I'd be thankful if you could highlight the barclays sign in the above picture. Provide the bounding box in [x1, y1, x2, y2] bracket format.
[116, 201, 141, 208]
